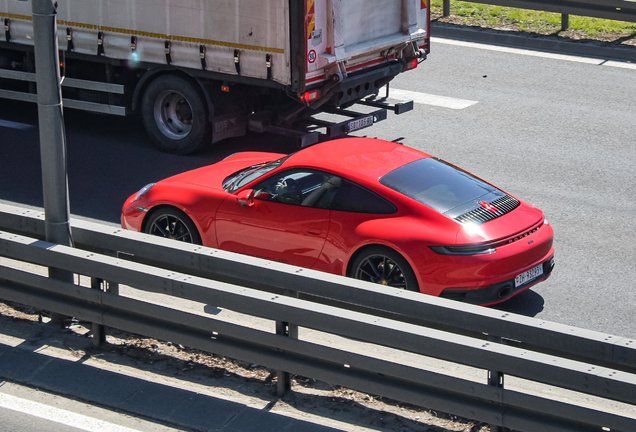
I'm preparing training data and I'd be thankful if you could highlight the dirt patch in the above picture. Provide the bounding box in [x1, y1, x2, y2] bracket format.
[0, 300, 492, 432]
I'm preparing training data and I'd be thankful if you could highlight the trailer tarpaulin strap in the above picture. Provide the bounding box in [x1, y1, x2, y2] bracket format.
[97, 31, 104, 56]
[200, 45, 207, 70]
[266, 54, 272, 80]
[4, 18, 10, 42]
[234, 49, 240, 75]
[165, 40, 172, 65]
[66, 27, 74, 51]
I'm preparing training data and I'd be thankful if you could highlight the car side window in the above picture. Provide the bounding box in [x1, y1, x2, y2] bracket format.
[253, 169, 395, 214]
[325, 178, 396, 214]
[253, 170, 331, 206]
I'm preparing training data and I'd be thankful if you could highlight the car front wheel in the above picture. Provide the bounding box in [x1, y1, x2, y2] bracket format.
[145, 207, 202, 245]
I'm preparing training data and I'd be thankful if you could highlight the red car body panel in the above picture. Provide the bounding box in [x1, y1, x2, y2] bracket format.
[122, 138, 554, 305]
[216, 195, 330, 268]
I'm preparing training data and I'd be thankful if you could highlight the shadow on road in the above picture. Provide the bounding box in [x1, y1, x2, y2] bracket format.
[490, 289, 544, 317]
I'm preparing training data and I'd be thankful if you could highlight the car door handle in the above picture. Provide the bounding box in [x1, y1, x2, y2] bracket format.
[306, 229, 322, 236]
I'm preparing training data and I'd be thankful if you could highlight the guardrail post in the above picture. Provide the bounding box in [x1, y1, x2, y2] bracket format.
[275, 289, 299, 397]
[443, 0, 451, 17]
[90, 277, 107, 346]
[89, 252, 120, 346]
[561, 13, 569, 31]
[487, 334, 505, 432]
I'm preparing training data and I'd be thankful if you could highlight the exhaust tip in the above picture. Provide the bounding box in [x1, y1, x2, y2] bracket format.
[498, 285, 513, 299]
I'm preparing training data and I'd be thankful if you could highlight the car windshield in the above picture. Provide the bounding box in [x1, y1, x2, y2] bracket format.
[223, 155, 290, 192]
[379, 158, 501, 213]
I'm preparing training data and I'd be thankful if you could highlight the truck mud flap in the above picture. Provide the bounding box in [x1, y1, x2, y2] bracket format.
[263, 125, 320, 148]
[248, 112, 319, 148]
[211, 112, 247, 143]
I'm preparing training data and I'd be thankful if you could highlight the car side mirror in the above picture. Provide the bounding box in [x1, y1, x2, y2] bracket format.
[237, 189, 255, 207]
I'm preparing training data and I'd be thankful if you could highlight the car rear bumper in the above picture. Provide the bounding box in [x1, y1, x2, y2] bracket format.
[439, 254, 555, 305]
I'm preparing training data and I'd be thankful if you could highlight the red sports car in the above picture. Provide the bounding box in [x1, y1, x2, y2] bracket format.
[122, 138, 554, 305]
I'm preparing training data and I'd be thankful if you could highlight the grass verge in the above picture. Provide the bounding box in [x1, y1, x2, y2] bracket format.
[430, 0, 636, 45]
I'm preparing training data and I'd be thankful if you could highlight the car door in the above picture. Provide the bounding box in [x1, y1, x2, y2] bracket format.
[215, 169, 331, 268]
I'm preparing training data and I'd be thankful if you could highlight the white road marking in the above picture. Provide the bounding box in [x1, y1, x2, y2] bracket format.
[0, 119, 34, 130]
[0, 392, 141, 432]
[432, 37, 636, 70]
[389, 88, 478, 109]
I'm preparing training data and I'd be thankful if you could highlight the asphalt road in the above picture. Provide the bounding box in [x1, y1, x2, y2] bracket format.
[0, 406, 85, 432]
[386, 38, 636, 339]
[1, 37, 635, 342]
[0, 380, 182, 432]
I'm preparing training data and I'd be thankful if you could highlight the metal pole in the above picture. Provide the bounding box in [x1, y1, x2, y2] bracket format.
[561, 13, 570, 31]
[443, 0, 451, 17]
[31, 0, 74, 326]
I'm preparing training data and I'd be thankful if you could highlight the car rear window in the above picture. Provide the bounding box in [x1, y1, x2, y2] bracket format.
[379, 158, 502, 213]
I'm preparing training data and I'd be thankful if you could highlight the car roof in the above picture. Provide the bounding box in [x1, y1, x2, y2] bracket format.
[285, 138, 431, 181]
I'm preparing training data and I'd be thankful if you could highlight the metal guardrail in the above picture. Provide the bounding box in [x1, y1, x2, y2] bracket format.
[0, 203, 635, 432]
[441, 0, 636, 30]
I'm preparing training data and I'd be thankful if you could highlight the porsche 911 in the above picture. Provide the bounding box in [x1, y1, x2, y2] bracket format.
[122, 138, 555, 305]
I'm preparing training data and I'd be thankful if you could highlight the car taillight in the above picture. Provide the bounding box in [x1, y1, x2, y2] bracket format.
[405, 58, 418, 71]
[301, 89, 321, 103]
[429, 245, 496, 256]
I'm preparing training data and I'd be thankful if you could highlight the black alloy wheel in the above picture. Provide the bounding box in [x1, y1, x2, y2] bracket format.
[145, 208, 202, 245]
[350, 246, 419, 292]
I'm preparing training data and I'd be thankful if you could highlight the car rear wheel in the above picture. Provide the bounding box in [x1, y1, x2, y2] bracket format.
[349, 246, 419, 292]
[145, 207, 202, 245]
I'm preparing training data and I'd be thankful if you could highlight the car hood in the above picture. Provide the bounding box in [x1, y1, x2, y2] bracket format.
[161, 152, 286, 190]
[455, 201, 544, 244]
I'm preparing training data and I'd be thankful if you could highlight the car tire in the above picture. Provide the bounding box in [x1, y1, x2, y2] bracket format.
[349, 246, 419, 292]
[144, 207, 202, 245]
[141, 74, 211, 155]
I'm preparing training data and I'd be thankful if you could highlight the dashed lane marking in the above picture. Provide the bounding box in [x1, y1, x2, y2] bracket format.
[389, 88, 479, 109]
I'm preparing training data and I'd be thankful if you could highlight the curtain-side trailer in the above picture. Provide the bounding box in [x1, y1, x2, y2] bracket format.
[0, 0, 429, 154]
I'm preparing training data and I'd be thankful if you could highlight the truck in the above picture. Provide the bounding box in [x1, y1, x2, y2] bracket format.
[0, 0, 429, 154]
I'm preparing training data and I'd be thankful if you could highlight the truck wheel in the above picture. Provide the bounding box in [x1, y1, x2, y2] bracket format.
[141, 74, 211, 155]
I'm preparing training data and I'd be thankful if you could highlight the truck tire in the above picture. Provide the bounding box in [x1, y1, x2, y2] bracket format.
[141, 74, 211, 155]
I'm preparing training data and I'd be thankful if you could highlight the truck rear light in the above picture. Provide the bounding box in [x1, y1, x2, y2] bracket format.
[405, 59, 418, 71]
[301, 89, 321, 103]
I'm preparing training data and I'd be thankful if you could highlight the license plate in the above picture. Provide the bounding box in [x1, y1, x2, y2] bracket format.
[347, 115, 374, 132]
[515, 264, 544, 287]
